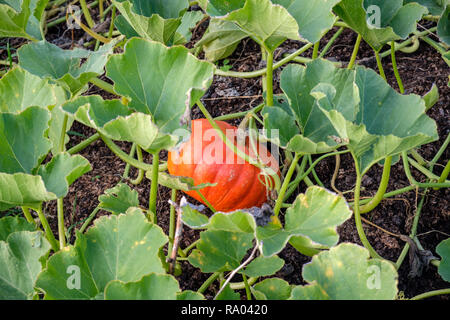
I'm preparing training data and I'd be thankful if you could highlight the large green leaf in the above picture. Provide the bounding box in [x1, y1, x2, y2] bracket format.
[0, 153, 91, 210]
[188, 229, 254, 273]
[436, 238, 450, 282]
[36, 209, 168, 299]
[200, 0, 246, 16]
[0, 67, 66, 113]
[0, 106, 51, 174]
[273, 0, 341, 44]
[195, 18, 247, 62]
[290, 243, 398, 299]
[437, 5, 450, 45]
[173, 10, 205, 45]
[252, 278, 292, 300]
[18, 40, 117, 95]
[0, 0, 48, 40]
[241, 255, 284, 278]
[0, 231, 50, 299]
[37, 153, 91, 198]
[224, 0, 300, 51]
[62, 95, 177, 153]
[317, 65, 438, 174]
[269, 60, 358, 154]
[106, 38, 215, 134]
[0, 216, 35, 241]
[334, 0, 428, 51]
[105, 273, 181, 300]
[256, 186, 352, 257]
[113, 0, 186, 44]
[404, 0, 446, 16]
[98, 183, 139, 215]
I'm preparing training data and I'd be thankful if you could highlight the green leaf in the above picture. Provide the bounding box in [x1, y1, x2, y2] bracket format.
[195, 18, 247, 62]
[273, 0, 340, 44]
[153, 171, 216, 191]
[404, 0, 446, 16]
[177, 290, 205, 300]
[436, 238, 450, 282]
[423, 83, 439, 111]
[18, 40, 117, 95]
[208, 210, 256, 234]
[437, 5, 450, 45]
[0, 106, 51, 174]
[37, 153, 91, 198]
[241, 255, 284, 278]
[334, 0, 428, 51]
[0, 216, 35, 241]
[290, 243, 398, 299]
[256, 186, 352, 257]
[200, 0, 246, 16]
[98, 183, 139, 215]
[0, 231, 50, 299]
[252, 278, 292, 300]
[181, 205, 210, 229]
[0, 67, 66, 113]
[36, 209, 168, 299]
[116, 0, 188, 18]
[104, 273, 181, 300]
[106, 38, 215, 134]
[0, 0, 48, 40]
[318, 65, 438, 174]
[173, 10, 205, 45]
[62, 95, 178, 153]
[188, 229, 254, 273]
[224, 0, 300, 51]
[112, 0, 184, 44]
[261, 105, 298, 147]
[278, 60, 358, 153]
[216, 283, 241, 300]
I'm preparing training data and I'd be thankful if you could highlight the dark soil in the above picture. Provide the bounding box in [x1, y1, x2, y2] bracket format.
[1, 9, 449, 300]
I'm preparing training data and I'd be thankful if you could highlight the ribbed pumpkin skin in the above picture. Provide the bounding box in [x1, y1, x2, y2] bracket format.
[167, 119, 279, 212]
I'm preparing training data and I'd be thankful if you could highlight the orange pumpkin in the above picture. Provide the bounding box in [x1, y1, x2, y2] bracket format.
[168, 119, 279, 212]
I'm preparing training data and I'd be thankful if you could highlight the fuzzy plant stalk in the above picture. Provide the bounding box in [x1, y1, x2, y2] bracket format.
[148, 151, 160, 219]
[359, 156, 392, 213]
[348, 34, 362, 69]
[265, 49, 274, 106]
[390, 41, 404, 93]
[36, 204, 59, 252]
[273, 153, 301, 217]
[351, 153, 383, 260]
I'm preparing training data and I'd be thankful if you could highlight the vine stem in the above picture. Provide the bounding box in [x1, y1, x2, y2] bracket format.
[57, 114, 69, 249]
[36, 204, 59, 252]
[67, 133, 100, 155]
[21, 207, 36, 225]
[402, 152, 450, 188]
[273, 153, 301, 217]
[79, 0, 95, 28]
[79, 206, 100, 233]
[167, 189, 177, 260]
[89, 77, 116, 95]
[242, 273, 252, 300]
[410, 288, 450, 300]
[390, 41, 404, 94]
[265, 49, 274, 106]
[347, 34, 362, 69]
[319, 27, 344, 58]
[215, 43, 313, 78]
[312, 42, 320, 59]
[100, 135, 166, 172]
[148, 152, 160, 220]
[359, 156, 392, 214]
[197, 272, 221, 294]
[213, 103, 264, 121]
[130, 145, 145, 185]
[351, 153, 383, 259]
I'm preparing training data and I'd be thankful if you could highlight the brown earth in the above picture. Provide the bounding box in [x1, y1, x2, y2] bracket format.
[0, 10, 449, 300]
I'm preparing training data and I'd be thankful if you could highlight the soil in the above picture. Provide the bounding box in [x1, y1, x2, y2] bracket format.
[0, 9, 449, 300]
